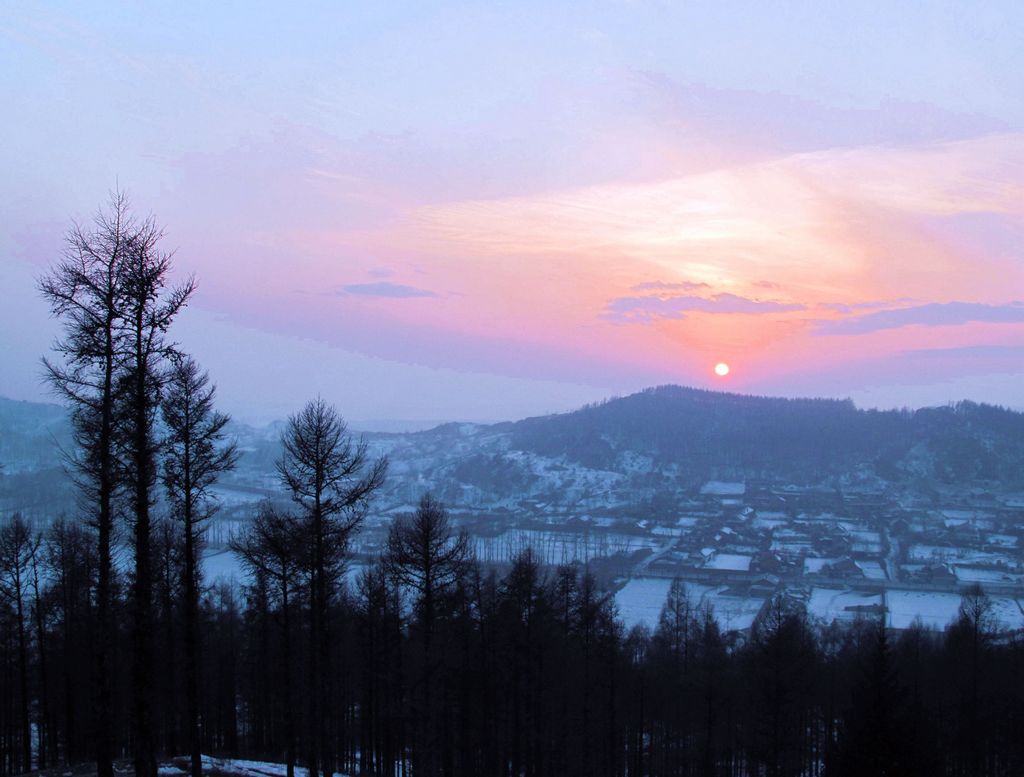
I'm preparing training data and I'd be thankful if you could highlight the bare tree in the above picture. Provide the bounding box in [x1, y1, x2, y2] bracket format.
[28, 531, 55, 767]
[277, 397, 387, 777]
[39, 193, 133, 777]
[231, 504, 304, 777]
[44, 518, 95, 766]
[0, 514, 39, 774]
[162, 357, 238, 777]
[384, 494, 470, 777]
[113, 203, 194, 777]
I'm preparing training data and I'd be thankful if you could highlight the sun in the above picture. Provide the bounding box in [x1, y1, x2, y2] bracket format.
[714, 362, 730, 377]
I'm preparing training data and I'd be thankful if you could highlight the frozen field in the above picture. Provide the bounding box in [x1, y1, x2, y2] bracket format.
[615, 578, 766, 633]
[473, 528, 662, 564]
[203, 548, 244, 581]
[808, 588, 883, 624]
[202, 549, 365, 590]
[709, 590, 767, 632]
[885, 590, 965, 630]
[616, 578, 686, 631]
[181, 756, 350, 777]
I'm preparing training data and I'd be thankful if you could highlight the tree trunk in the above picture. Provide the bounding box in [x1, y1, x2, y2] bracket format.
[31, 551, 56, 768]
[15, 568, 31, 773]
[131, 346, 157, 777]
[95, 325, 116, 777]
[185, 514, 203, 777]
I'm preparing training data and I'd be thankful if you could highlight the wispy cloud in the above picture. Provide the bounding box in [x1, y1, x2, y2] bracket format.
[341, 281, 437, 298]
[631, 280, 710, 292]
[815, 302, 1024, 335]
[605, 292, 806, 324]
[902, 344, 1024, 360]
[819, 299, 913, 314]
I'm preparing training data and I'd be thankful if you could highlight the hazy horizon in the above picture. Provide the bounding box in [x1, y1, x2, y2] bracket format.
[5, 378, 1022, 432]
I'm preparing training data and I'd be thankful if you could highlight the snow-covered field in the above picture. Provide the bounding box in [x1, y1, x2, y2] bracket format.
[989, 596, 1024, 630]
[615, 577, 677, 630]
[616, 578, 714, 631]
[619, 579, 1024, 635]
[807, 588, 883, 624]
[709, 591, 766, 632]
[201, 549, 366, 590]
[884, 590, 965, 630]
[161, 755, 350, 777]
[907, 544, 1018, 568]
[473, 529, 662, 564]
[203, 548, 245, 582]
[615, 578, 766, 633]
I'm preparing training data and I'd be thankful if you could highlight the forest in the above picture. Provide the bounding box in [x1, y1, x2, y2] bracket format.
[4, 502, 1024, 777]
[2, 197, 1024, 777]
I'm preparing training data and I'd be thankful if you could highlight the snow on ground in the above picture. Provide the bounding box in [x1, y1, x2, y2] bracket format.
[990, 597, 1024, 631]
[987, 534, 1018, 548]
[807, 588, 883, 624]
[615, 578, 716, 631]
[615, 578, 764, 633]
[752, 517, 788, 530]
[940, 509, 994, 524]
[700, 481, 745, 496]
[706, 591, 766, 632]
[907, 544, 1018, 567]
[209, 485, 270, 507]
[854, 560, 887, 580]
[203, 548, 244, 582]
[885, 590, 963, 630]
[953, 566, 1023, 584]
[474, 529, 662, 564]
[804, 557, 834, 574]
[770, 540, 812, 556]
[652, 526, 687, 537]
[704, 553, 752, 572]
[201, 549, 365, 590]
[200, 755, 349, 777]
[615, 578, 675, 631]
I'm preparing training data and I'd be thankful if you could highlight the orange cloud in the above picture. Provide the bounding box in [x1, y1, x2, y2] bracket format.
[396, 134, 1024, 384]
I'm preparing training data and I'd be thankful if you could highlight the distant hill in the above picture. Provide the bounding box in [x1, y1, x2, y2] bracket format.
[3, 386, 1024, 521]
[0, 396, 71, 473]
[358, 386, 1024, 514]
[506, 385, 1024, 484]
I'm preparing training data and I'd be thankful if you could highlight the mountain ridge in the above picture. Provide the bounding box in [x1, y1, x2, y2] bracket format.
[3, 386, 1024, 522]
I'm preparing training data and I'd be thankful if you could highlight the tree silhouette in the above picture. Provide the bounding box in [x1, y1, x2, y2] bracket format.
[278, 397, 387, 777]
[162, 357, 237, 777]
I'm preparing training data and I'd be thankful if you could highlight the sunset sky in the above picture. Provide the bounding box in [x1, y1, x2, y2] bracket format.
[2, 3, 1022, 424]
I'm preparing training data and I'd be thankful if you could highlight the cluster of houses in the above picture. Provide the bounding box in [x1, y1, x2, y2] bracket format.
[630, 480, 1024, 593]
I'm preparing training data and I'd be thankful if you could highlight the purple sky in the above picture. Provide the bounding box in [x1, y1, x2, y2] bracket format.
[2, 3, 1022, 425]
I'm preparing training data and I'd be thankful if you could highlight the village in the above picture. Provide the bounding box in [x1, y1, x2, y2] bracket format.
[608, 479, 1024, 635]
